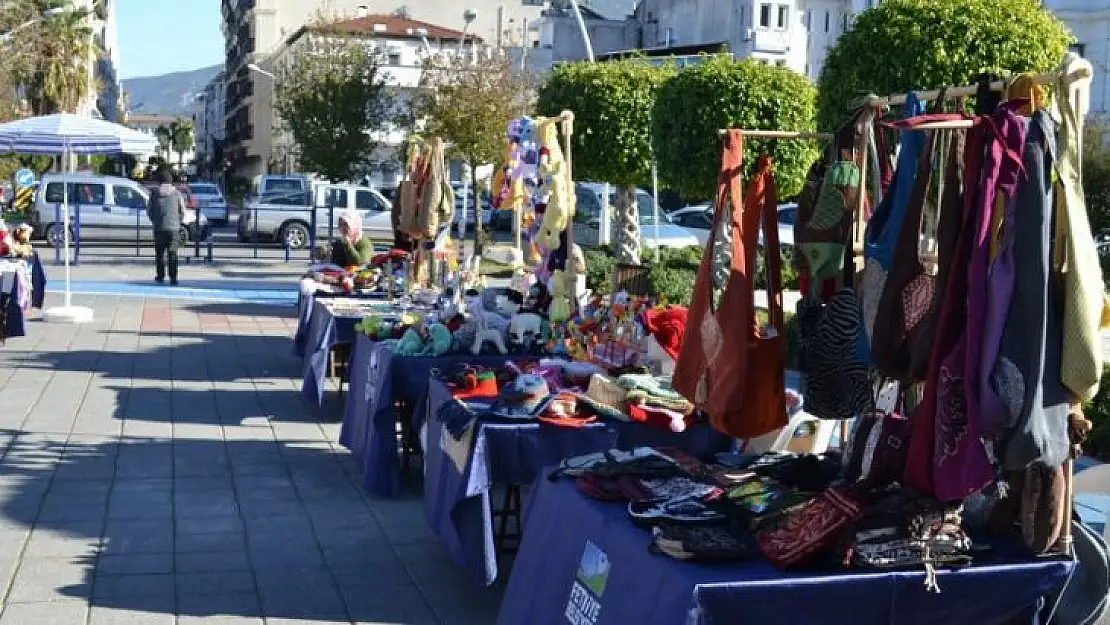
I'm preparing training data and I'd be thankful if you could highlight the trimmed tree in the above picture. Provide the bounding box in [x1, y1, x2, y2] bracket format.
[414, 52, 534, 255]
[274, 23, 393, 183]
[537, 60, 675, 266]
[653, 56, 819, 202]
[818, 0, 1072, 130]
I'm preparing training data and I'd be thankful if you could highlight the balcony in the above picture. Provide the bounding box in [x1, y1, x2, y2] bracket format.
[752, 29, 791, 54]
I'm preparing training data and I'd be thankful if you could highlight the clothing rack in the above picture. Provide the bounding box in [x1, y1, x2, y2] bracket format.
[874, 66, 1092, 107]
[716, 129, 833, 140]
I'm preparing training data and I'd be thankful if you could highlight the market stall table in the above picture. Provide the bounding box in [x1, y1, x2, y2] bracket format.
[339, 337, 511, 498]
[300, 296, 421, 405]
[1, 252, 46, 339]
[497, 472, 1075, 625]
[420, 375, 796, 587]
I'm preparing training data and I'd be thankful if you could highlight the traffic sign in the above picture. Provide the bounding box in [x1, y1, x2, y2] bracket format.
[14, 169, 33, 188]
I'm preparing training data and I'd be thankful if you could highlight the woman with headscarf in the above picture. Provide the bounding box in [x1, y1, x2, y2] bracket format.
[330, 209, 373, 268]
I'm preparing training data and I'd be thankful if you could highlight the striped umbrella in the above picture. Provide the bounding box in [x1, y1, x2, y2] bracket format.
[0, 113, 157, 155]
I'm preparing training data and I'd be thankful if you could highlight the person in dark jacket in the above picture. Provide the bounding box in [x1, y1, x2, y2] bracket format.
[147, 169, 185, 285]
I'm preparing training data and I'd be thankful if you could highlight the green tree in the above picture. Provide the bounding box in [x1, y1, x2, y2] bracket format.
[274, 23, 392, 183]
[537, 60, 675, 265]
[9, 0, 97, 115]
[169, 119, 194, 167]
[817, 0, 1072, 130]
[414, 52, 534, 255]
[154, 125, 172, 160]
[652, 56, 819, 202]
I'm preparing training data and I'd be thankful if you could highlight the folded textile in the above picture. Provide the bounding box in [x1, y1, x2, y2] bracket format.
[438, 399, 478, 440]
[616, 373, 687, 402]
[574, 392, 630, 422]
[626, 402, 689, 432]
[440, 420, 475, 473]
[625, 389, 694, 415]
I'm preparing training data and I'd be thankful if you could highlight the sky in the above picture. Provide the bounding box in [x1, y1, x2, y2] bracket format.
[115, 0, 224, 79]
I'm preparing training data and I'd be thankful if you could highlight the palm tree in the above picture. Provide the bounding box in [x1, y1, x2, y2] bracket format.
[11, 0, 97, 115]
[154, 125, 172, 160]
[169, 119, 194, 167]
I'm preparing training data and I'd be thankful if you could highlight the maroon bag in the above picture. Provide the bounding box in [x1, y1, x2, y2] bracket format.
[756, 487, 864, 568]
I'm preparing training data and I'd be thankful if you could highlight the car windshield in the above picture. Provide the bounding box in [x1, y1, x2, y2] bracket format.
[190, 184, 220, 194]
[637, 196, 673, 226]
[265, 179, 302, 193]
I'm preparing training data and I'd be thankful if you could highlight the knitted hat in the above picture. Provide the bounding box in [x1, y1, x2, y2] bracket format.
[489, 374, 552, 419]
[643, 306, 688, 361]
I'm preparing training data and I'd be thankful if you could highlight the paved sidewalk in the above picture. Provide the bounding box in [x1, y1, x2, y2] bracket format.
[0, 293, 501, 624]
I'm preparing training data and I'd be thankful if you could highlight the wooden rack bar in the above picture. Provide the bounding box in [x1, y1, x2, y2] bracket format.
[717, 129, 833, 139]
[877, 66, 1091, 106]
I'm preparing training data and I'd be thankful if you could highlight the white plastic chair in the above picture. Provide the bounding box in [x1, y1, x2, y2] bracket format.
[741, 410, 838, 456]
[1072, 463, 1110, 544]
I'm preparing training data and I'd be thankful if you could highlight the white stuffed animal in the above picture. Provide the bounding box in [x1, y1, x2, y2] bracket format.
[509, 313, 544, 346]
[468, 297, 507, 355]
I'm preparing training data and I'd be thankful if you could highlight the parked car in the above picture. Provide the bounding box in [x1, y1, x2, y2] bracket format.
[572, 182, 700, 249]
[188, 181, 231, 226]
[252, 174, 309, 197]
[450, 182, 492, 232]
[33, 173, 209, 245]
[237, 184, 393, 249]
[669, 202, 797, 247]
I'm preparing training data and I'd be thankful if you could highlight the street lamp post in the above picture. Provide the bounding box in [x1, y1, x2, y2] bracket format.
[457, 9, 477, 57]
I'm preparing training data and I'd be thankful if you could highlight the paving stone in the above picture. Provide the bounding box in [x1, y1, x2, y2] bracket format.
[101, 520, 173, 555]
[87, 595, 176, 624]
[337, 582, 437, 625]
[177, 591, 261, 619]
[175, 514, 243, 536]
[6, 557, 92, 603]
[177, 571, 256, 596]
[0, 601, 87, 624]
[92, 573, 174, 599]
[175, 549, 252, 574]
[96, 553, 174, 577]
[176, 531, 246, 554]
[22, 525, 103, 560]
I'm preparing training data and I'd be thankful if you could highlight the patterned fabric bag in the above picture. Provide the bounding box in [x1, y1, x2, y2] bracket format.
[756, 487, 864, 569]
[870, 110, 966, 382]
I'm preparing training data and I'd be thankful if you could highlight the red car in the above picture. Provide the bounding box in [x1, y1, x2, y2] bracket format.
[142, 182, 210, 241]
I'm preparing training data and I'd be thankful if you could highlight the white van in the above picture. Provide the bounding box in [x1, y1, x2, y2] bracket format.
[32, 173, 207, 245]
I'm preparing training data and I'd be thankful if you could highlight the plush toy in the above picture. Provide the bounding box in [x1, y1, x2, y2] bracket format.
[535, 118, 573, 251]
[509, 312, 544, 348]
[10, 224, 32, 258]
[0, 224, 11, 258]
[425, 323, 453, 356]
[468, 296, 507, 355]
[395, 327, 425, 356]
[355, 315, 382, 338]
[496, 291, 523, 317]
[548, 270, 572, 323]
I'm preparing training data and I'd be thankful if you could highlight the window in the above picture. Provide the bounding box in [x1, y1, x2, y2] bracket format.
[675, 211, 711, 229]
[113, 186, 146, 209]
[824, 11, 830, 33]
[262, 191, 308, 206]
[355, 190, 382, 211]
[1071, 43, 1087, 58]
[45, 182, 104, 204]
[573, 187, 600, 223]
[327, 188, 348, 209]
[387, 53, 401, 65]
[804, 10, 810, 27]
[775, 59, 787, 67]
[759, 3, 771, 27]
[842, 14, 848, 31]
[777, 5, 788, 29]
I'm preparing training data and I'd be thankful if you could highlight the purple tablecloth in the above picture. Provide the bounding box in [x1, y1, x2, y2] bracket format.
[498, 473, 1075, 625]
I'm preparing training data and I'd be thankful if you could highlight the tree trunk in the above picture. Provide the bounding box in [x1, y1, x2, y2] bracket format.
[471, 166, 484, 258]
[612, 184, 642, 265]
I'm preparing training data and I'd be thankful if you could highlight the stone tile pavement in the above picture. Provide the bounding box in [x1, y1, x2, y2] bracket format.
[0, 293, 502, 624]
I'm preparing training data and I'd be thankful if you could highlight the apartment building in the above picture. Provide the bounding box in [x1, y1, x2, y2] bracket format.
[192, 71, 227, 179]
[220, 0, 545, 179]
[73, 0, 122, 120]
[1043, 0, 1110, 119]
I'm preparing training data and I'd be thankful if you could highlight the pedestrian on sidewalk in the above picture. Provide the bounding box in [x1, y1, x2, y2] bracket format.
[147, 168, 185, 285]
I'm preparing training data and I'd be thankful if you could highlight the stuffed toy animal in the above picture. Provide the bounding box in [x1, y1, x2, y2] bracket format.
[509, 312, 544, 347]
[11, 224, 33, 258]
[548, 270, 572, 323]
[535, 119, 572, 251]
[468, 296, 507, 355]
[395, 327, 425, 356]
[0, 224, 11, 258]
[425, 323, 453, 356]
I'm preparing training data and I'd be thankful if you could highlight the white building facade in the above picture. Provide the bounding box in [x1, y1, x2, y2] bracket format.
[192, 71, 227, 180]
[72, 0, 122, 120]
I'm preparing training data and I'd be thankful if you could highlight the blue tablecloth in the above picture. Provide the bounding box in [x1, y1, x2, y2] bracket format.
[339, 336, 513, 498]
[423, 379, 620, 586]
[497, 474, 1075, 625]
[293, 289, 391, 357]
[300, 299, 362, 405]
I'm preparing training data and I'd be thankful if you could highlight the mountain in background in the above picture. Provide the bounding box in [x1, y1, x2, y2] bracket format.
[121, 64, 222, 118]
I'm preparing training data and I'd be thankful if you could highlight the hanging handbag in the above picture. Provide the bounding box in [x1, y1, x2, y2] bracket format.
[673, 133, 787, 439]
[869, 97, 967, 382]
[417, 140, 446, 240]
[398, 144, 423, 238]
[860, 92, 927, 341]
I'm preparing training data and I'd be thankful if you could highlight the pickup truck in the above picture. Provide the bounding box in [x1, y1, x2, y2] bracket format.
[236, 186, 393, 249]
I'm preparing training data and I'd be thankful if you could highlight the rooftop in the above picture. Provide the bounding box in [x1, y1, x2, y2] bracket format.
[304, 13, 479, 44]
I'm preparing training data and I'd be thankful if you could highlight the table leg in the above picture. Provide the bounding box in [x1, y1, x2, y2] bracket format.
[494, 485, 523, 556]
[398, 400, 424, 477]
